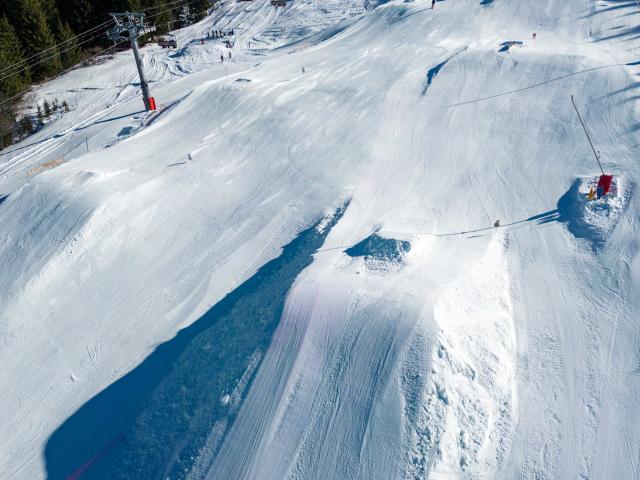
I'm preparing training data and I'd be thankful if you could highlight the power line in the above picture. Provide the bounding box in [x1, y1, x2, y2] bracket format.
[146, 0, 209, 20]
[0, 19, 115, 77]
[0, 31, 111, 84]
[0, 39, 129, 110]
[143, 0, 198, 13]
[0, 0, 208, 79]
[0, 0, 212, 107]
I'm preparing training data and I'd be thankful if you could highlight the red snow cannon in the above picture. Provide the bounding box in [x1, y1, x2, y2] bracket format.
[596, 174, 613, 198]
[148, 97, 157, 111]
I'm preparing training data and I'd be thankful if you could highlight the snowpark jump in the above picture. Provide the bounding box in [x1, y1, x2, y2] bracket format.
[0, 0, 639, 479]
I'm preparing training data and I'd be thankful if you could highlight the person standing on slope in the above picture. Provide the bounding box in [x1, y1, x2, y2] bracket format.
[431, 0, 436, 9]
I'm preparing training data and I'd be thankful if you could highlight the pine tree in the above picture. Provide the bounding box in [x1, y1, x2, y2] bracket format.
[43, 99, 51, 117]
[145, 0, 173, 35]
[0, 108, 14, 148]
[20, 115, 34, 134]
[37, 104, 43, 122]
[53, 98, 59, 110]
[54, 19, 80, 68]
[39, 0, 60, 25]
[192, 0, 211, 21]
[0, 16, 31, 98]
[125, 0, 143, 10]
[8, 0, 62, 80]
[55, 0, 94, 34]
[62, 100, 69, 112]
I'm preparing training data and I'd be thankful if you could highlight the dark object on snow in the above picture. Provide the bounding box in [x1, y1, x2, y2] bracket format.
[498, 41, 524, 52]
[345, 233, 411, 264]
[271, 0, 287, 6]
[431, 0, 435, 8]
[157, 35, 177, 48]
[596, 174, 613, 198]
[494, 219, 501, 228]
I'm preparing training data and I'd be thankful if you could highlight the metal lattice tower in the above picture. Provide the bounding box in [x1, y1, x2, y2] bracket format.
[108, 13, 153, 111]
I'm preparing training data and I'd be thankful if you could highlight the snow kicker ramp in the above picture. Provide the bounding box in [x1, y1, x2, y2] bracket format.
[1, 0, 639, 479]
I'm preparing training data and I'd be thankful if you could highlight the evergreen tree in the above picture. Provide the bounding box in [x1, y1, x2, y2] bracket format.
[43, 99, 51, 117]
[53, 98, 59, 110]
[125, 0, 143, 10]
[20, 114, 33, 134]
[39, 0, 60, 25]
[192, 0, 211, 21]
[0, 16, 31, 98]
[7, 0, 62, 80]
[53, 19, 81, 68]
[145, 0, 173, 35]
[37, 104, 43, 122]
[55, 0, 94, 34]
[62, 100, 69, 112]
[0, 109, 14, 148]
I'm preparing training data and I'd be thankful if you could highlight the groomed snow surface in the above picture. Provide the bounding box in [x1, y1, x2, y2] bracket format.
[1, 0, 639, 479]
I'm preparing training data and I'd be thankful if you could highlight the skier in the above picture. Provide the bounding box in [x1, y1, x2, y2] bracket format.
[431, 0, 435, 9]
[494, 219, 501, 228]
[228, 51, 231, 59]
[220, 54, 224, 63]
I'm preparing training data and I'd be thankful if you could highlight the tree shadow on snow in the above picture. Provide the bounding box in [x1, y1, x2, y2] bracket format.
[45, 202, 348, 480]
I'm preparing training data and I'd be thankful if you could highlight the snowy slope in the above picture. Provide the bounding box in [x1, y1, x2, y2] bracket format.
[1, 0, 639, 479]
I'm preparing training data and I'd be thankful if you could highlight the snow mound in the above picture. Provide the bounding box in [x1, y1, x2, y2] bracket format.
[344, 232, 411, 266]
[557, 176, 627, 250]
[402, 234, 516, 479]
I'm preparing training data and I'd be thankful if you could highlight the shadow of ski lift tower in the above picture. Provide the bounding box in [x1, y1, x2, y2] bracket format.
[571, 94, 613, 199]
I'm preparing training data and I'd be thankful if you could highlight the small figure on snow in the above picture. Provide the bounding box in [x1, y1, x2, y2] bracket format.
[494, 219, 501, 228]
[228, 51, 232, 59]
[532, 32, 537, 40]
[431, 0, 436, 9]
[221, 54, 224, 62]
[301, 65, 306, 73]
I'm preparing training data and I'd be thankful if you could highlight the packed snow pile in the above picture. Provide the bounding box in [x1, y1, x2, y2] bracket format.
[345, 232, 411, 267]
[556, 176, 627, 250]
[1, 0, 640, 479]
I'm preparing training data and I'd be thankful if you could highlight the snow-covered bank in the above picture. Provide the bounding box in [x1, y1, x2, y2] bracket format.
[1, 0, 640, 479]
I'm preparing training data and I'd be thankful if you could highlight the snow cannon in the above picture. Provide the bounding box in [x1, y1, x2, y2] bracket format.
[596, 174, 613, 198]
[570, 95, 613, 199]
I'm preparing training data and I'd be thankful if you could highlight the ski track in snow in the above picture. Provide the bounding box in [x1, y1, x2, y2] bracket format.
[1, 0, 640, 479]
